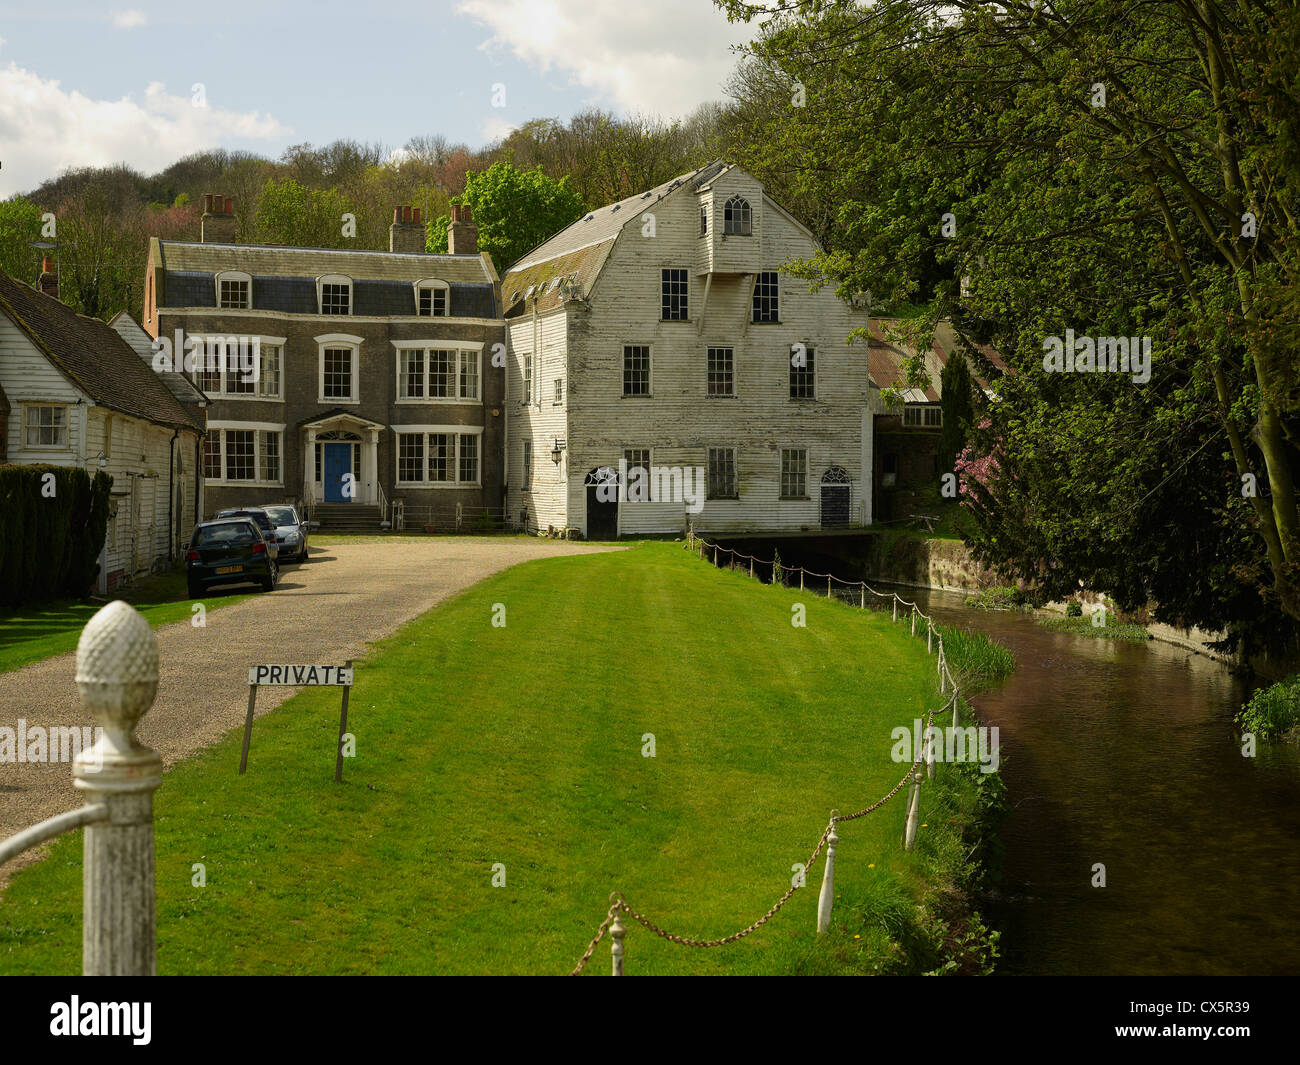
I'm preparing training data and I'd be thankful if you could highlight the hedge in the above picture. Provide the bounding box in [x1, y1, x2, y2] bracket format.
[0, 465, 112, 607]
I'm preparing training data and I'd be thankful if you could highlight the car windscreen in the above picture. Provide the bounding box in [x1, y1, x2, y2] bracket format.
[262, 506, 297, 526]
[194, 523, 257, 546]
[225, 510, 272, 531]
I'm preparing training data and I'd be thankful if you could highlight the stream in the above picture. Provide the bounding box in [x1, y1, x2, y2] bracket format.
[910, 587, 1300, 976]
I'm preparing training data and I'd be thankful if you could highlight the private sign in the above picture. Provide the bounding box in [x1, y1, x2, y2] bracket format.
[249, 665, 354, 686]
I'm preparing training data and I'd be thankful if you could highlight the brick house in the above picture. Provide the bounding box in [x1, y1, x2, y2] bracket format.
[142, 197, 506, 530]
[502, 162, 873, 538]
[868, 318, 1005, 522]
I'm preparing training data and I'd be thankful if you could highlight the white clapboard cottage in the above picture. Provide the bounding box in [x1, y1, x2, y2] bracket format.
[502, 162, 872, 538]
[0, 264, 205, 591]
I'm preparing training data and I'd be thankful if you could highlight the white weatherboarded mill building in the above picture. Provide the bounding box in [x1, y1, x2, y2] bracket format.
[502, 162, 873, 539]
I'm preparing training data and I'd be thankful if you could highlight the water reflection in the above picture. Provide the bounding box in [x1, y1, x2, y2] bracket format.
[911, 588, 1300, 976]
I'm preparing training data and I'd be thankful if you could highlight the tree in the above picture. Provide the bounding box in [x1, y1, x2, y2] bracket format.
[717, 0, 1300, 653]
[0, 197, 44, 284]
[939, 351, 974, 476]
[256, 178, 354, 248]
[425, 161, 586, 271]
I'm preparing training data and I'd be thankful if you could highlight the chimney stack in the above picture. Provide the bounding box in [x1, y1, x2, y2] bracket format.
[389, 204, 427, 254]
[448, 204, 478, 255]
[37, 256, 58, 300]
[201, 193, 237, 244]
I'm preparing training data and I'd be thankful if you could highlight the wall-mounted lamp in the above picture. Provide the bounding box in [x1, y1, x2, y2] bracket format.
[551, 438, 566, 466]
[94, 450, 107, 469]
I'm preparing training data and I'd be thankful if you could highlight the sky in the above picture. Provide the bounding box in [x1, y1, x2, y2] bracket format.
[0, 0, 756, 197]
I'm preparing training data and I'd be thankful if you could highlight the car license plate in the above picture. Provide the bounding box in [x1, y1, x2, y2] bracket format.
[216, 565, 242, 575]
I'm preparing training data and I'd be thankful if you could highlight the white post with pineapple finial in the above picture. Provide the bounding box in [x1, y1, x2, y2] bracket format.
[610, 912, 626, 976]
[816, 814, 839, 934]
[72, 600, 163, 977]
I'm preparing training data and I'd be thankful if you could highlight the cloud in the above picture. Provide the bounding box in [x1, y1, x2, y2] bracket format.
[457, 0, 753, 119]
[111, 10, 149, 30]
[478, 115, 516, 143]
[0, 63, 288, 196]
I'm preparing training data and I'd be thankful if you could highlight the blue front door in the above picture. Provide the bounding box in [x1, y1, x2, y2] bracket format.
[323, 443, 351, 503]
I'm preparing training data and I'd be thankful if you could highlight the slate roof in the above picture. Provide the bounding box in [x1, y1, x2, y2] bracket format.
[0, 271, 199, 431]
[160, 269, 497, 318]
[501, 161, 729, 319]
[156, 241, 495, 286]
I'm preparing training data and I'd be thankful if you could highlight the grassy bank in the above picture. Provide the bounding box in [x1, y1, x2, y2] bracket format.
[0, 569, 253, 675]
[0, 542, 999, 975]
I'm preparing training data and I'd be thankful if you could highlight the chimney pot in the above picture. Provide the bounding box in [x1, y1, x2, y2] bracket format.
[447, 204, 478, 255]
[37, 257, 58, 299]
[201, 194, 237, 243]
[389, 205, 427, 254]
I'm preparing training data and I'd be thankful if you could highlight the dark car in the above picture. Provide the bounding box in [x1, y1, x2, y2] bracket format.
[185, 518, 278, 598]
[214, 507, 280, 565]
[260, 503, 310, 564]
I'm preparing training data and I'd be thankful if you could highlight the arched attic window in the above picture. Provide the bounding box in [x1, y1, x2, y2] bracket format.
[414, 278, 450, 317]
[317, 274, 353, 315]
[215, 270, 252, 309]
[723, 196, 752, 236]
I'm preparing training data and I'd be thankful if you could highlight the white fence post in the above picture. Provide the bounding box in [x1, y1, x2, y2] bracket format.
[72, 601, 163, 976]
[911, 608, 916, 637]
[927, 619, 933, 654]
[904, 769, 922, 851]
[611, 912, 626, 976]
[860, 586, 865, 609]
[816, 815, 839, 934]
[892, 597, 898, 622]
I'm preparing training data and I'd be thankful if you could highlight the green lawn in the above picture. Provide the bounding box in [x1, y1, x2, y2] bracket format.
[0, 542, 995, 975]
[0, 569, 254, 675]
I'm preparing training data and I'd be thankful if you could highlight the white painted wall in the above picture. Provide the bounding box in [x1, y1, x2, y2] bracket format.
[0, 315, 196, 587]
[555, 167, 871, 537]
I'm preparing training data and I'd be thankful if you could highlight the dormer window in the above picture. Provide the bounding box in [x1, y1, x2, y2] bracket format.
[723, 196, 752, 236]
[318, 274, 352, 315]
[415, 279, 450, 317]
[216, 271, 251, 309]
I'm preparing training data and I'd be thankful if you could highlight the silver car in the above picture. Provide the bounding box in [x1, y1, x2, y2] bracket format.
[262, 504, 311, 563]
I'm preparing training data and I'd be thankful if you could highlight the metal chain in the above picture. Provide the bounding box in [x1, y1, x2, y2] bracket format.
[569, 539, 962, 971]
[569, 897, 622, 975]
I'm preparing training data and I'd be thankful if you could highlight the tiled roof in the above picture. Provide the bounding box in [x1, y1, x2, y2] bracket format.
[156, 241, 494, 285]
[868, 318, 1007, 399]
[108, 311, 206, 426]
[0, 271, 198, 431]
[501, 160, 728, 318]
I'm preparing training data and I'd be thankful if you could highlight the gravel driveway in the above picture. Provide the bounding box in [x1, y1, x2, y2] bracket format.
[0, 538, 619, 885]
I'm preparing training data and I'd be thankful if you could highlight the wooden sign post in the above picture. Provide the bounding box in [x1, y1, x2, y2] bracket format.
[239, 661, 355, 780]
